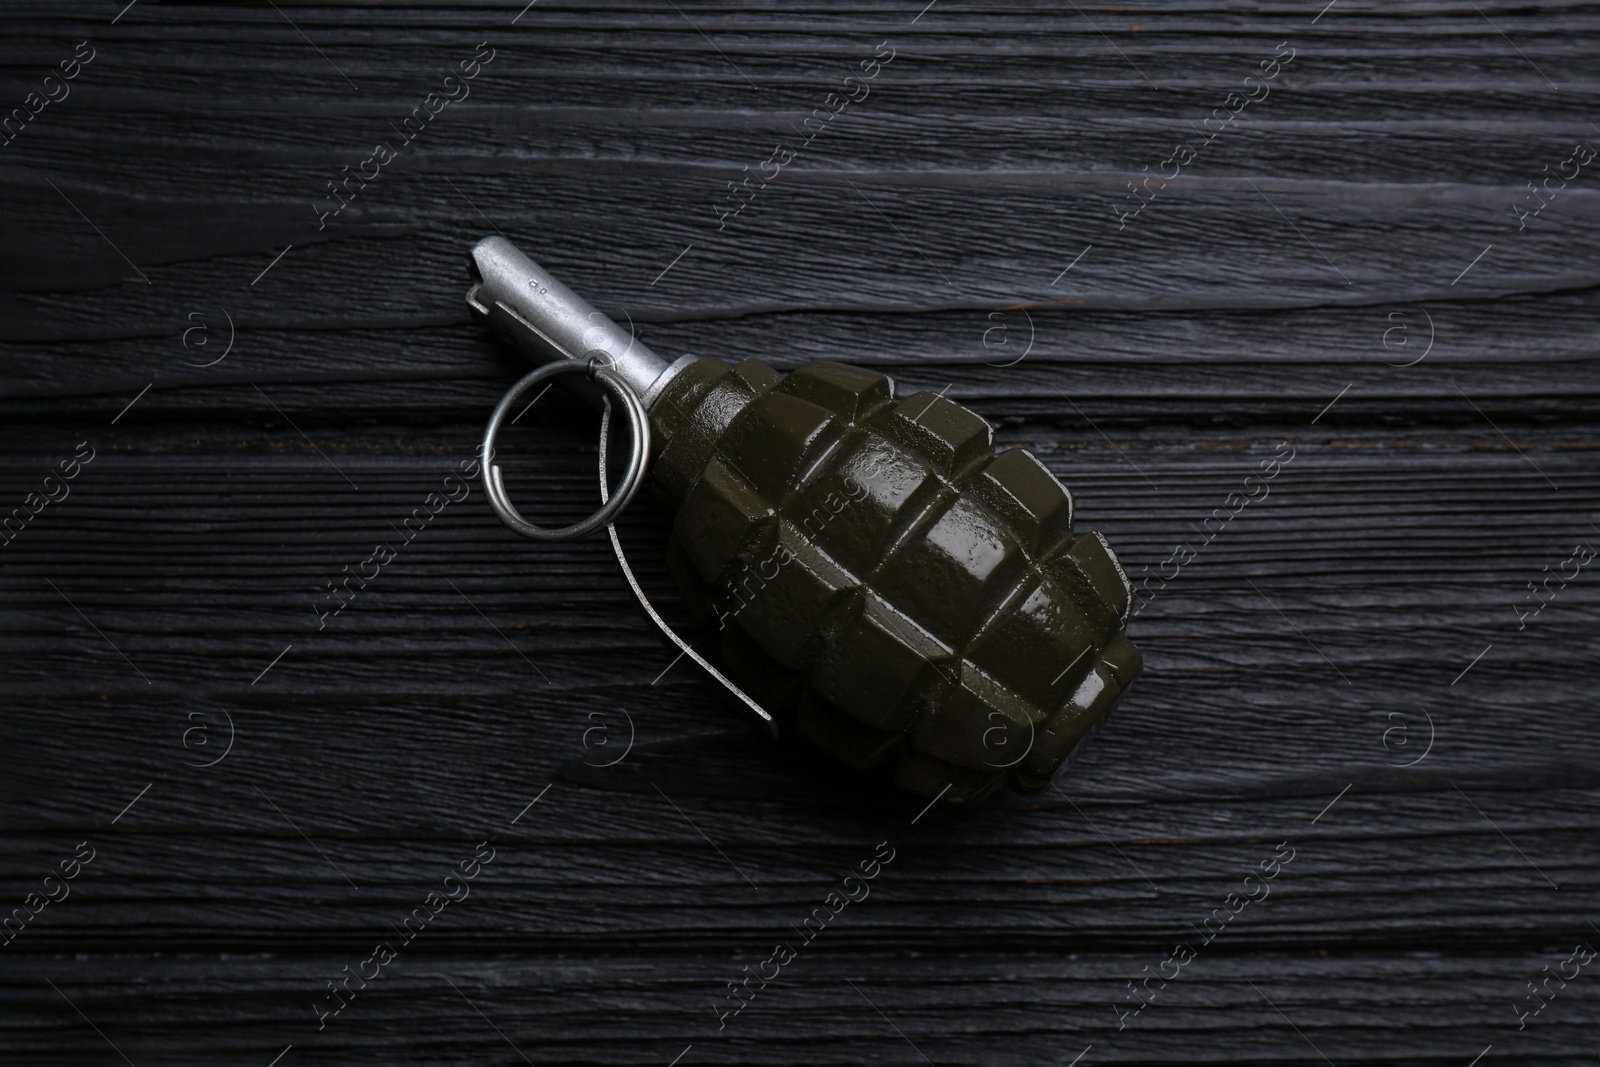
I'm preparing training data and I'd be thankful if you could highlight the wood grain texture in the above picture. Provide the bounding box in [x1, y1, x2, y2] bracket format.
[2, 1, 1599, 1064]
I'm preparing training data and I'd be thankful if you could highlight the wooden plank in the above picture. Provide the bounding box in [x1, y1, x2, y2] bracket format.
[7, 952, 1600, 1064]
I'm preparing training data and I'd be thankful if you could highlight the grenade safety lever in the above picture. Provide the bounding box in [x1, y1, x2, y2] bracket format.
[467, 236, 1142, 805]
[467, 235, 693, 405]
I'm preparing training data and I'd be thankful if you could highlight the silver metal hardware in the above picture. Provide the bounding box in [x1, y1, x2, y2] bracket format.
[480, 359, 651, 542]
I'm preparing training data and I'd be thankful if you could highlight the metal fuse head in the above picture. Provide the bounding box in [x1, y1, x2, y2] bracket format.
[466, 236, 696, 410]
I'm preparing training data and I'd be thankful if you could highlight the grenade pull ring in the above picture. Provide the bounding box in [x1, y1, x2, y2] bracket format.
[470, 240, 779, 735]
[480, 357, 652, 542]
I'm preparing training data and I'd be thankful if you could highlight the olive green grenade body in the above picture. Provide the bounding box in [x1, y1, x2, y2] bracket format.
[647, 357, 1140, 803]
[468, 237, 1140, 804]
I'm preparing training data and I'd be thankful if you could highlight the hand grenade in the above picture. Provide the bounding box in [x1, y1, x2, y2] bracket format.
[468, 237, 1140, 804]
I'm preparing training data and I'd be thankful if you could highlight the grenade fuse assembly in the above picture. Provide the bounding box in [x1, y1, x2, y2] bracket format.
[468, 237, 1140, 804]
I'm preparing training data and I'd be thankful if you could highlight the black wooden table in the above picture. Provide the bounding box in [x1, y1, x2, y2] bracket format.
[3, 2, 1598, 1064]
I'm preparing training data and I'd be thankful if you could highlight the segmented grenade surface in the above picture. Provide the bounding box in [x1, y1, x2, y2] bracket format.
[648, 357, 1141, 803]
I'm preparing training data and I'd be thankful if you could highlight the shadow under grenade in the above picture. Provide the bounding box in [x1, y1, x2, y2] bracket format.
[468, 237, 1140, 805]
